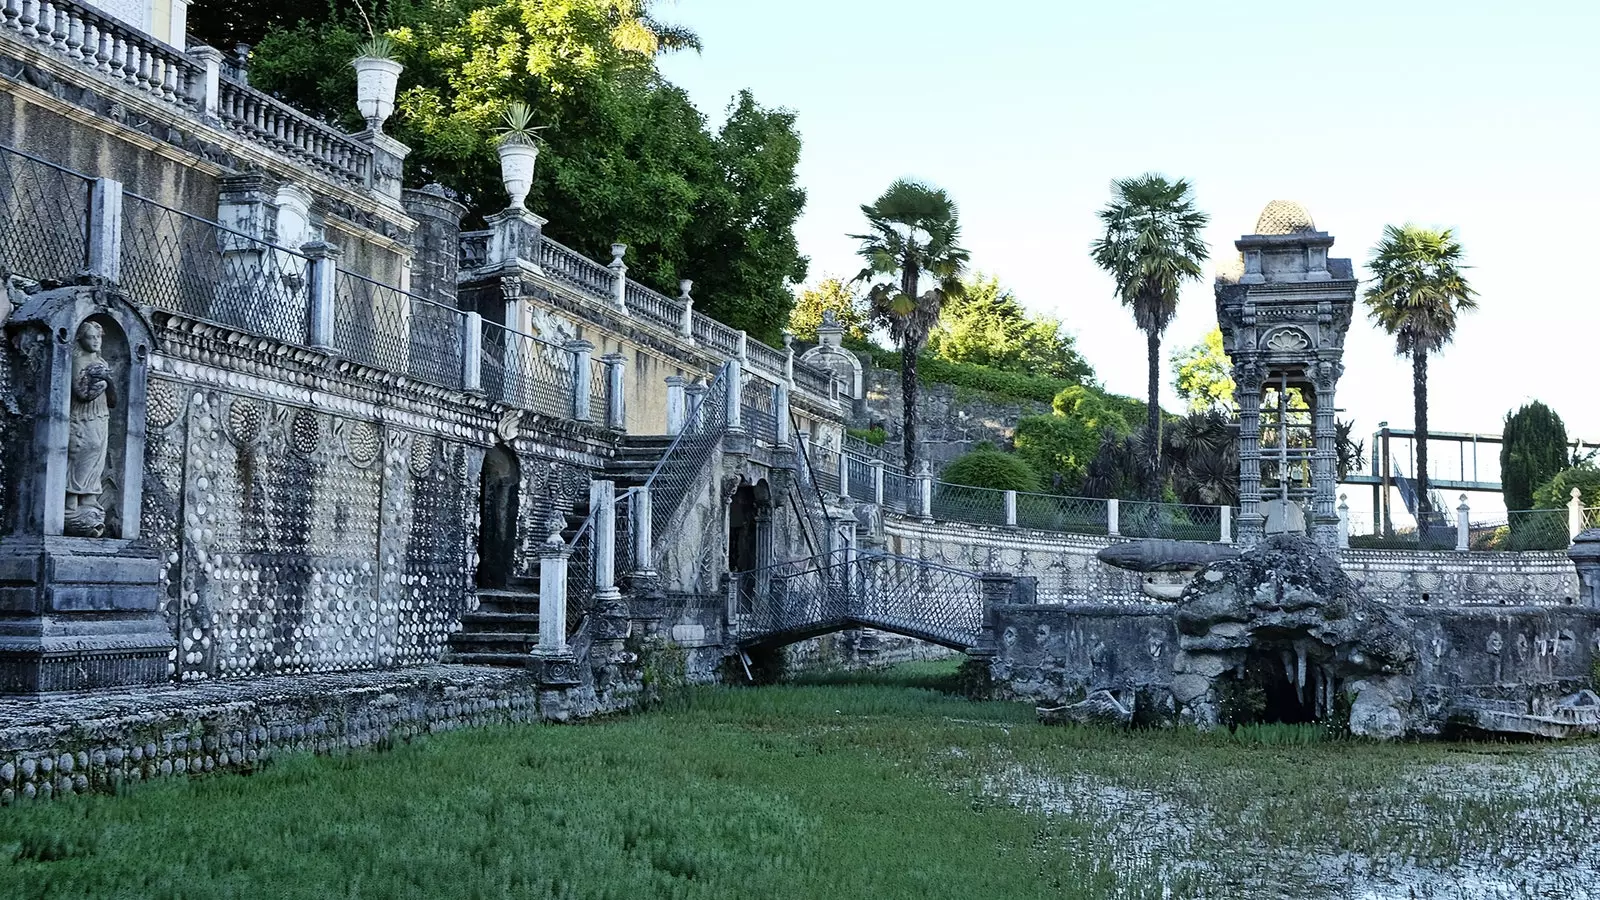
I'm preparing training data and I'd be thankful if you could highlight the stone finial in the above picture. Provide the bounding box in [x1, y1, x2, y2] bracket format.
[544, 510, 566, 548]
[679, 279, 693, 300]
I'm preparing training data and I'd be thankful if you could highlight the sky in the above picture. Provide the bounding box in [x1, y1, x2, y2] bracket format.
[658, 0, 1600, 515]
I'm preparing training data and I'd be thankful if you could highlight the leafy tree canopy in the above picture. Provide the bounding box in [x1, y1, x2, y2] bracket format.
[1171, 327, 1235, 413]
[789, 278, 867, 343]
[231, 0, 806, 342]
[1501, 401, 1568, 513]
[1534, 465, 1600, 510]
[928, 274, 1094, 383]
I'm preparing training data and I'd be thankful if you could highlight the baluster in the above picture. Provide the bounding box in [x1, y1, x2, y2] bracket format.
[16, 0, 34, 34]
[161, 57, 178, 102]
[31, 1, 49, 44]
[136, 46, 153, 91]
[48, 2, 66, 50]
[106, 32, 124, 80]
[64, 9, 81, 60]
[2, 0, 20, 31]
[121, 39, 138, 85]
[93, 25, 111, 72]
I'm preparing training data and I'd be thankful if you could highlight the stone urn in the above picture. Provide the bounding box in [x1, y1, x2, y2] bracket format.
[352, 56, 403, 131]
[498, 140, 540, 209]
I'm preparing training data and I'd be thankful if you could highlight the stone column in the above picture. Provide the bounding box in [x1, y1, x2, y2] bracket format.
[86, 178, 123, 282]
[1570, 530, 1600, 609]
[723, 359, 743, 434]
[1236, 368, 1265, 545]
[684, 379, 708, 431]
[1220, 505, 1233, 544]
[303, 240, 343, 350]
[630, 485, 657, 587]
[774, 384, 791, 446]
[1337, 494, 1350, 549]
[838, 450, 851, 501]
[665, 376, 687, 434]
[402, 186, 466, 306]
[870, 459, 885, 506]
[604, 353, 626, 431]
[1571, 488, 1586, 542]
[1107, 499, 1120, 537]
[1456, 494, 1471, 552]
[916, 460, 934, 522]
[1004, 490, 1018, 528]
[609, 243, 628, 312]
[679, 280, 694, 339]
[188, 45, 224, 119]
[535, 524, 570, 655]
[461, 310, 483, 394]
[568, 340, 594, 421]
[486, 205, 547, 271]
[1310, 368, 1340, 548]
[590, 480, 630, 649]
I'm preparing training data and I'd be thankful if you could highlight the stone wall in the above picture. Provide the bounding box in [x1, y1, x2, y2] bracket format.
[864, 362, 1047, 471]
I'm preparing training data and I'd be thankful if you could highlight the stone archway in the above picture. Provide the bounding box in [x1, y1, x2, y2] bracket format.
[476, 444, 520, 589]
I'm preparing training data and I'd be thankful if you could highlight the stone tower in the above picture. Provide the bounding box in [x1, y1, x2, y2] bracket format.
[1215, 201, 1355, 548]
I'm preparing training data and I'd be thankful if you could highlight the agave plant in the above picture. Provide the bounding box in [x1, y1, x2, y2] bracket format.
[496, 101, 548, 147]
[353, 35, 396, 61]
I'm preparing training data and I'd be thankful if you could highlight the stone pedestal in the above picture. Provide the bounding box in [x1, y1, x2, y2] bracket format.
[0, 536, 169, 693]
[1571, 530, 1600, 609]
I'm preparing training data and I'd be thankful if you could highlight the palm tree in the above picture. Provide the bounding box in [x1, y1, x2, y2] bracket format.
[1363, 224, 1477, 526]
[1089, 174, 1209, 498]
[851, 179, 970, 470]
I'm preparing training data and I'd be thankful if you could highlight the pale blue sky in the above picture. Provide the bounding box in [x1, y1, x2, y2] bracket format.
[658, 0, 1599, 506]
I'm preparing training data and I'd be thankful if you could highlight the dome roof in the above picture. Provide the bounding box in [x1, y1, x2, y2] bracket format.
[1254, 200, 1316, 236]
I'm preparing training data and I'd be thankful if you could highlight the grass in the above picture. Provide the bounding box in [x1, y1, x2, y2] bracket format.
[2, 659, 1598, 899]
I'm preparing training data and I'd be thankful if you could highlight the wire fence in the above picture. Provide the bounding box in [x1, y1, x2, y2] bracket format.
[846, 454, 877, 504]
[1119, 500, 1224, 542]
[122, 191, 312, 346]
[645, 365, 730, 556]
[331, 269, 464, 389]
[1015, 491, 1109, 534]
[1586, 507, 1600, 532]
[930, 482, 1009, 527]
[588, 355, 612, 424]
[809, 442, 841, 496]
[740, 374, 778, 444]
[479, 320, 575, 418]
[0, 145, 90, 284]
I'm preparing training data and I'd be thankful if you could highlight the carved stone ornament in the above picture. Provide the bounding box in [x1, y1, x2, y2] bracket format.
[1262, 327, 1312, 352]
[64, 320, 118, 536]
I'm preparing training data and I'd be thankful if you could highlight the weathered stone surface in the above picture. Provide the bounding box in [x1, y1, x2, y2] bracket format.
[1038, 690, 1132, 727]
[1097, 540, 1242, 574]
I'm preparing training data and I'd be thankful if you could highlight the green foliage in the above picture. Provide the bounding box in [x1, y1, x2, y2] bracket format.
[247, 1, 806, 342]
[927, 274, 1093, 382]
[1171, 327, 1235, 413]
[939, 448, 1043, 493]
[846, 426, 887, 446]
[636, 636, 689, 708]
[1013, 386, 1132, 490]
[789, 278, 867, 342]
[1502, 401, 1570, 512]
[1535, 465, 1600, 509]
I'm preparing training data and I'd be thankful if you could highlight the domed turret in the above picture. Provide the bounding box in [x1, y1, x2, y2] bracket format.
[1253, 200, 1316, 236]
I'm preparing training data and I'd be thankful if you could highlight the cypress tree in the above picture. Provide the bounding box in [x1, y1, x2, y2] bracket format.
[1501, 401, 1567, 512]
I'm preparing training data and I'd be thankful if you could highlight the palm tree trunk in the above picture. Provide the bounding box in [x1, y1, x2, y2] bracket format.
[902, 347, 918, 472]
[1413, 350, 1431, 521]
[1146, 330, 1162, 500]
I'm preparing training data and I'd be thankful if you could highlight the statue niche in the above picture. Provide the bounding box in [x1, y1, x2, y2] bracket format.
[65, 318, 124, 537]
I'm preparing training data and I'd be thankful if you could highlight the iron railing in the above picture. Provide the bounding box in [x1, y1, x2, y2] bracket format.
[740, 373, 779, 445]
[731, 549, 984, 650]
[0, 144, 90, 283]
[788, 420, 834, 560]
[479, 319, 576, 418]
[930, 481, 1008, 527]
[1015, 491, 1108, 533]
[122, 189, 311, 345]
[846, 453, 877, 504]
[587, 354, 611, 424]
[331, 269, 463, 389]
[643, 365, 730, 556]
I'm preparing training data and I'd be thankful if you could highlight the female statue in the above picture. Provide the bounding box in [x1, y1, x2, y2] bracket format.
[65, 320, 117, 536]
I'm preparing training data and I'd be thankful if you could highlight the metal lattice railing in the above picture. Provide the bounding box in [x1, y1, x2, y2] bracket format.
[0, 145, 90, 284]
[789, 422, 834, 559]
[479, 320, 576, 418]
[930, 481, 1009, 527]
[740, 374, 779, 445]
[1119, 500, 1224, 542]
[1501, 509, 1574, 552]
[809, 442, 842, 496]
[882, 469, 914, 513]
[588, 355, 611, 424]
[1585, 507, 1600, 532]
[331, 269, 463, 389]
[122, 190, 311, 345]
[846, 454, 877, 504]
[1015, 491, 1109, 533]
[731, 549, 984, 650]
[645, 365, 730, 556]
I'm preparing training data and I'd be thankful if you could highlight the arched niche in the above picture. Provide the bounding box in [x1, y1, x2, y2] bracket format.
[5, 284, 153, 541]
[476, 444, 521, 589]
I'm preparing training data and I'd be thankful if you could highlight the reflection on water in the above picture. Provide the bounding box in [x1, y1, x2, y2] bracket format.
[981, 743, 1600, 900]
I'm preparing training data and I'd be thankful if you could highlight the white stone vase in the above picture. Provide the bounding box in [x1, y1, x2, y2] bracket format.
[498, 141, 540, 209]
[351, 56, 403, 131]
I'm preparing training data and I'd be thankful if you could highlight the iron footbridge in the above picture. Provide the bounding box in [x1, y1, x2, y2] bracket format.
[728, 550, 987, 652]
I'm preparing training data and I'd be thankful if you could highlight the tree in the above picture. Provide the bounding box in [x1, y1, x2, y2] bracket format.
[929, 274, 1093, 382]
[789, 278, 866, 342]
[852, 179, 970, 470]
[1171, 327, 1235, 413]
[246, 1, 806, 342]
[1501, 401, 1568, 512]
[1364, 225, 1478, 522]
[1089, 174, 1210, 498]
[1014, 386, 1131, 492]
[1534, 465, 1600, 510]
[940, 448, 1043, 493]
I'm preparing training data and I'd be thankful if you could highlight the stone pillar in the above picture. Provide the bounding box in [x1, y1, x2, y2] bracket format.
[665, 376, 687, 434]
[684, 379, 708, 431]
[486, 206, 546, 271]
[630, 486, 656, 585]
[970, 572, 1020, 660]
[86, 178, 123, 282]
[774, 384, 791, 446]
[723, 359, 743, 434]
[1310, 373, 1340, 548]
[1337, 494, 1349, 549]
[1570, 530, 1600, 609]
[1456, 494, 1471, 552]
[402, 186, 466, 306]
[188, 45, 224, 118]
[916, 460, 934, 522]
[1108, 498, 1121, 537]
[535, 524, 570, 655]
[1220, 505, 1233, 544]
[609, 243, 628, 312]
[679, 280, 694, 339]
[735, 330, 749, 366]
[1005, 490, 1018, 528]
[838, 449, 851, 501]
[604, 353, 626, 431]
[568, 340, 594, 421]
[870, 459, 885, 506]
[302, 240, 343, 350]
[783, 332, 796, 390]
[591, 481, 619, 598]
[353, 130, 411, 207]
[1236, 371, 1265, 545]
[1571, 488, 1586, 542]
[461, 310, 483, 394]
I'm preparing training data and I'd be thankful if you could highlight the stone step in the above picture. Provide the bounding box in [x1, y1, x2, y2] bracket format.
[450, 632, 540, 655]
[444, 651, 534, 668]
[459, 611, 540, 629]
[474, 589, 541, 614]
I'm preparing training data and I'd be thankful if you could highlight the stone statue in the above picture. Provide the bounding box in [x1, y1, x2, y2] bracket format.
[65, 320, 117, 537]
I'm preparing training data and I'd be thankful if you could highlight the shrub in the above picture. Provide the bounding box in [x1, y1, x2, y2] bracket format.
[846, 426, 887, 446]
[1534, 465, 1600, 509]
[1502, 401, 1568, 513]
[939, 448, 1043, 493]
